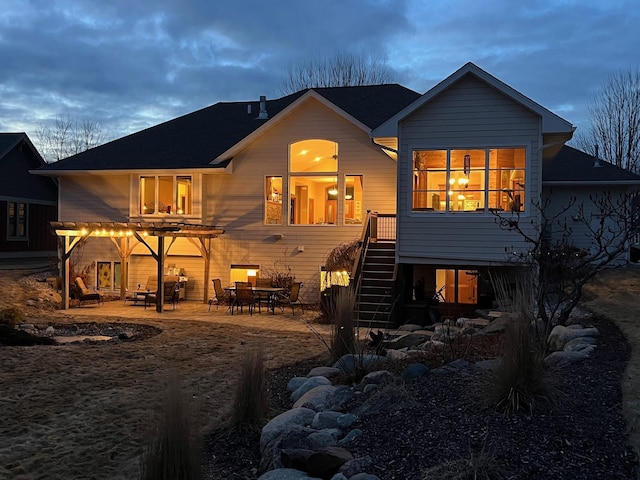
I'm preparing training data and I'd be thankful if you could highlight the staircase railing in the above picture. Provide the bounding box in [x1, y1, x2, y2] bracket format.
[351, 212, 398, 327]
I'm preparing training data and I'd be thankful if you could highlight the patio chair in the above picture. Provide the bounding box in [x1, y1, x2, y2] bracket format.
[277, 282, 304, 315]
[208, 278, 231, 311]
[144, 280, 179, 310]
[74, 277, 103, 307]
[254, 277, 274, 313]
[232, 281, 254, 315]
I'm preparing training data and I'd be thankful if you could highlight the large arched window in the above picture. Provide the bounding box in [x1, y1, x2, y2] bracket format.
[289, 140, 338, 225]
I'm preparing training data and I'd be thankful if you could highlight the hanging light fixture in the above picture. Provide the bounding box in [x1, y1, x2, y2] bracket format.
[328, 185, 338, 196]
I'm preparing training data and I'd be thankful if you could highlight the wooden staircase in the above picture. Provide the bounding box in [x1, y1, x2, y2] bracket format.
[355, 241, 396, 329]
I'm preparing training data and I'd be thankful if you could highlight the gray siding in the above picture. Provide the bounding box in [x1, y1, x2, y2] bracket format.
[397, 75, 542, 265]
[60, 175, 130, 222]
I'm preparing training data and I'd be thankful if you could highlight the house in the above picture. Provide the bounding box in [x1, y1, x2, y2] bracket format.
[34, 63, 640, 320]
[0, 133, 57, 260]
[34, 85, 420, 309]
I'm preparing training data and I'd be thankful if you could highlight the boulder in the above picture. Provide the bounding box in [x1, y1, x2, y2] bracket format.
[305, 446, 353, 478]
[339, 456, 374, 478]
[293, 385, 338, 411]
[307, 366, 341, 379]
[547, 325, 600, 351]
[401, 363, 429, 380]
[261, 407, 315, 453]
[544, 349, 593, 368]
[258, 468, 322, 480]
[333, 354, 387, 373]
[358, 370, 396, 388]
[291, 376, 332, 403]
[384, 332, 430, 350]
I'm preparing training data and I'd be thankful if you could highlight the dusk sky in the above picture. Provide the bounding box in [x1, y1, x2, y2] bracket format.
[1, 0, 639, 147]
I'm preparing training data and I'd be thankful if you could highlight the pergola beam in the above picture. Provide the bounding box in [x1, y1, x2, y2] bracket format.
[50, 221, 223, 311]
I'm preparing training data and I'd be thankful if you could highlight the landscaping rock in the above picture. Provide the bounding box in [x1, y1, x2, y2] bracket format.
[358, 370, 395, 388]
[339, 456, 374, 477]
[305, 446, 353, 478]
[292, 376, 332, 403]
[258, 467, 322, 480]
[307, 366, 341, 379]
[288, 377, 308, 392]
[337, 428, 363, 446]
[261, 407, 315, 453]
[384, 332, 430, 349]
[333, 354, 387, 373]
[293, 384, 338, 411]
[544, 350, 594, 368]
[547, 325, 600, 351]
[401, 362, 429, 380]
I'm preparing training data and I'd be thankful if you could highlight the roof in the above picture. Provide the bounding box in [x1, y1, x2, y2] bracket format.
[0, 133, 57, 202]
[544, 145, 640, 184]
[372, 62, 575, 138]
[36, 84, 420, 173]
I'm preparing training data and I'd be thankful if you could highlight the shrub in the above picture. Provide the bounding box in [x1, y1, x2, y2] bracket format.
[140, 375, 202, 480]
[229, 344, 268, 431]
[0, 307, 23, 325]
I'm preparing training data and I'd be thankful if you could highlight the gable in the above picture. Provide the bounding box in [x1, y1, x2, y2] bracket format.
[0, 133, 57, 202]
[373, 62, 574, 139]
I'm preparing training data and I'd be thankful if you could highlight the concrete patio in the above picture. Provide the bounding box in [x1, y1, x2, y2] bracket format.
[55, 297, 328, 335]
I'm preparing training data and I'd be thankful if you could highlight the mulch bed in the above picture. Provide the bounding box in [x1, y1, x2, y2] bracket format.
[203, 315, 638, 479]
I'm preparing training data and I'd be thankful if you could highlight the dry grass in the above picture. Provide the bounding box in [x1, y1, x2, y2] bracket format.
[329, 287, 357, 364]
[140, 374, 202, 480]
[228, 344, 268, 431]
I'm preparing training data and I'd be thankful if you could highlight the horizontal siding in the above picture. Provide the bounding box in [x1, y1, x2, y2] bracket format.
[60, 175, 130, 222]
[397, 75, 542, 264]
[64, 98, 398, 303]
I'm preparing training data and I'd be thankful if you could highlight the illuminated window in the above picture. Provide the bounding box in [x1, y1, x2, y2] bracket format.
[230, 265, 260, 286]
[412, 148, 526, 213]
[7, 202, 27, 238]
[289, 139, 339, 225]
[344, 176, 363, 225]
[96, 261, 123, 291]
[265, 176, 283, 224]
[436, 269, 478, 304]
[140, 176, 192, 215]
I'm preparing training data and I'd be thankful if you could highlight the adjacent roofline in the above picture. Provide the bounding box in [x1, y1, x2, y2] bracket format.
[0, 132, 47, 165]
[372, 62, 575, 138]
[211, 90, 371, 164]
[30, 165, 231, 177]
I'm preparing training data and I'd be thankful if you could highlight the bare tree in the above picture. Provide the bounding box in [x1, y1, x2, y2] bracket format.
[496, 190, 636, 326]
[573, 68, 640, 172]
[35, 116, 106, 163]
[281, 52, 395, 95]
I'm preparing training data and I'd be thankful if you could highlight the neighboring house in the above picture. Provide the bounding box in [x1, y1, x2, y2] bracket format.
[0, 133, 57, 259]
[34, 63, 640, 321]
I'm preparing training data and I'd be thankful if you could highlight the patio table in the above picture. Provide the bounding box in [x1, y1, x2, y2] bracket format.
[224, 286, 285, 314]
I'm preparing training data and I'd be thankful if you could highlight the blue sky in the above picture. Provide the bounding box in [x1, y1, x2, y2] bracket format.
[1, 0, 638, 146]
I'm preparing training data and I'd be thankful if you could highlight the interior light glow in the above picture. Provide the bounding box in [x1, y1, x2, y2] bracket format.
[328, 187, 338, 195]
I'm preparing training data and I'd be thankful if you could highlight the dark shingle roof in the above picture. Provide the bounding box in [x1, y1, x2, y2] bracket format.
[37, 84, 421, 172]
[0, 133, 57, 201]
[544, 146, 640, 183]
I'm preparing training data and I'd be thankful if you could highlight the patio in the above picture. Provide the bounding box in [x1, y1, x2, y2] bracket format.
[59, 297, 324, 335]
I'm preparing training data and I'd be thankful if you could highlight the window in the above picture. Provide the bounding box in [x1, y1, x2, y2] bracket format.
[436, 269, 477, 304]
[230, 264, 260, 286]
[412, 148, 526, 213]
[140, 175, 192, 215]
[7, 202, 27, 238]
[344, 176, 363, 225]
[265, 176, 283, 224]
[289, 139, 340, 225]
[96, 261, 123, 291]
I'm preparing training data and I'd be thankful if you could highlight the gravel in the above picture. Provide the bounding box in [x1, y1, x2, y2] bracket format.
[205, 315, 637, 479]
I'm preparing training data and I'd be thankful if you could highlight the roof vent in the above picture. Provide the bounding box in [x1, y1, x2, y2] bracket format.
[594, 144, 602, 168]
[247, 104, 252, 115]
[257, 95, 268, 120]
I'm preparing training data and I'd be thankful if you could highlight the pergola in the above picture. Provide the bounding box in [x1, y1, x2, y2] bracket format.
[50, 221, 224, 312]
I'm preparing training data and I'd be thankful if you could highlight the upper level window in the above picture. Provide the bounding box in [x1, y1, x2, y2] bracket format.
[265, 176, 283, 224]
[140, 175, 192, 215]
[412, 147, 526, 213]
[289, 140, 339, 225]
[7, 202, 27, 238]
